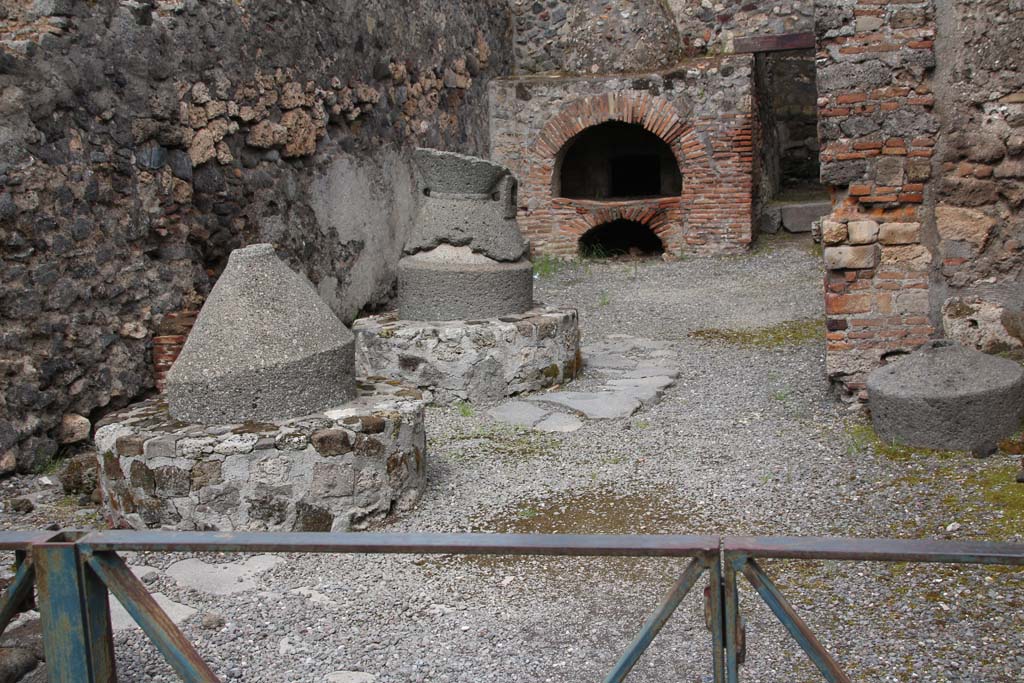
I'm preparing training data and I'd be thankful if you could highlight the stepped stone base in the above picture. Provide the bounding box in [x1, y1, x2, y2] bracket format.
[353, 305, 581, 404]
[93, 381, 426, 532]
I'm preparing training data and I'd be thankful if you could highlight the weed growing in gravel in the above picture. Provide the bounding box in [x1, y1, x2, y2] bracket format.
[598, 291, 611, 306]
[444, 424, 560, 461]
[532, 254, 562, 278]
[580, 243, 611, 260]
[689, 318, 824, 348]
[456, 401, 474, 418]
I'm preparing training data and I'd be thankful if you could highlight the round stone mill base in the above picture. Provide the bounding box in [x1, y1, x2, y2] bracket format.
[352, 305, 581, 404]
[866, 339, 1024, 453]
[93, 381, 426, 532]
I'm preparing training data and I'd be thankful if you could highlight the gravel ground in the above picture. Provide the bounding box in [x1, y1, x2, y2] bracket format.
[2, 234, 1022, 682]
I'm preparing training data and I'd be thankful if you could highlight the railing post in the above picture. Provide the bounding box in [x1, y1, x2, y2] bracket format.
[707, 553, 725, 683]
[33, 536, 116, 683]
[723, 554, 744, 683]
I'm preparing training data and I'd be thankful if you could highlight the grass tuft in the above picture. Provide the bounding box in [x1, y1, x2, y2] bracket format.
[689, 318, 824, 348]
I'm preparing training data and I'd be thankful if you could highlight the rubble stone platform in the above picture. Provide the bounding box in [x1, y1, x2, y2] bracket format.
[94, 381, 426, 532]
[353, 305, 581, 404]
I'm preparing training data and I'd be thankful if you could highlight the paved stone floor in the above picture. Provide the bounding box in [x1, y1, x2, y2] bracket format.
[1, 234, 1022, 682]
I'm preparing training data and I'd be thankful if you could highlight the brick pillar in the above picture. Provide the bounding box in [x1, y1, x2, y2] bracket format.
[153, 310, 198, 392]
[816, 0, 938, 396]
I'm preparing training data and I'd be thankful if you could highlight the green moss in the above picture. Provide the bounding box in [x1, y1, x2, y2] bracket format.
[456, 401, 474, 418]
[845, 421, 963, 462]
[689, 318, 824, 348]
[963, 464, 1024, 538]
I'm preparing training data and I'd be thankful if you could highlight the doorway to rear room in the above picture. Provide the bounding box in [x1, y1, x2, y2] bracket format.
[578, 219, 665, 258]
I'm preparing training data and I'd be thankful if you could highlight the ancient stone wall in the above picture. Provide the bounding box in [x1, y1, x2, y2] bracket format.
[0, 0, 513, 472]
[510, 0, 684, 74]
[490, 57, 757, 256]
[932, 0, 1024, 353]
[666, 0, 815, 54]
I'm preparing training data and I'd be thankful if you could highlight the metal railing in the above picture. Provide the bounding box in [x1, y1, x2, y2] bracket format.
[0, 530, 1021, 682]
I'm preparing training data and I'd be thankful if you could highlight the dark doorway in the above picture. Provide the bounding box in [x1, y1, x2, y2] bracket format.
[557, 121, 682, 200]
[578, 220, 664, 257]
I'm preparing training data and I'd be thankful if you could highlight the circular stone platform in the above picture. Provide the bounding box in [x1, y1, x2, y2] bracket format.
[352, 305, 581, 404]
[93, 381, 426, 532]
[866, 340, 1024, 452]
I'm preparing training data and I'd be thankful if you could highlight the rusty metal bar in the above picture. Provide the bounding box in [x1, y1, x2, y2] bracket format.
[707, 555, 726, 683]
[724, 536, 1024, 564]
[78, 556, 117, 682]
[83, 549, 220, 683]
[34, 541, 94, 682]
[79, 531, 720, 557]
[0, 556, 34, 634]
[603, 556, 709, 683]
[740, 558, 851, 683]
[723, 556, 740, 683]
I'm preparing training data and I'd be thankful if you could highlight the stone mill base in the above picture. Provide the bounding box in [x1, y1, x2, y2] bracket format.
[93, 381, 426, 532]
[352, 305, 581, 404]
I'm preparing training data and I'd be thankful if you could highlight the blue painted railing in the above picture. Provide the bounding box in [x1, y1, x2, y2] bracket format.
[0, 531, 1021, 682]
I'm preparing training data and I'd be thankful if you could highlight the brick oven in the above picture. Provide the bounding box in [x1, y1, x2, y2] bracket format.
[489, 55, 759, 257]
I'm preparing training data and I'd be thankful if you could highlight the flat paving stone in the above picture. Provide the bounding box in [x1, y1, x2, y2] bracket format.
[486, 401, 549, 427]
[165, 555, 284, 595]
[534, 412, 584, 432]
[614, 366, 680, 379]
[583, 353, 636, 370]
[110, 593, 196, 632]
[528, 391, 641, 419]
[326, 674, 377, 683]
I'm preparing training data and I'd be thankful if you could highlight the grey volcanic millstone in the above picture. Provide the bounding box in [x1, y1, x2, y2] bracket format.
[166, 244, 356, 424]
[397, 246, 533, 321]
[402, 148, 529, 263]
[866, 340, 1024, 452]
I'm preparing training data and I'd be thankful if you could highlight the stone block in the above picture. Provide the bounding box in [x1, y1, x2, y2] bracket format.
[935, 205, 997, 246]
[942, 296, 1024, 352]
[873, 157, 905, 186]
[781, 200, 832, 233]
[878, 222, 921, 245]
[824, 244, 880, 270]
[881, 245, 932, 270]
[821, 220, 848, 245]
[847, 220, 879, 245]
[893, 290, 930, 315]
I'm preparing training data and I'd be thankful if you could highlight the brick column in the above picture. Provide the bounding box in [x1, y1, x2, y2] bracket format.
[816, 0, 938, 396]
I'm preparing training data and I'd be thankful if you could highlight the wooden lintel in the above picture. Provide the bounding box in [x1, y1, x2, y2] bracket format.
[732, 32, 816, 54]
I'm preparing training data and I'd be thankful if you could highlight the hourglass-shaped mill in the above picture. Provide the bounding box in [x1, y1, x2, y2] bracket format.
[353, 149, 581, 404]
[397, 149, 534, 320]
